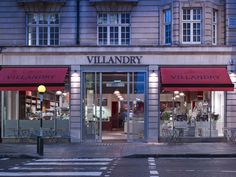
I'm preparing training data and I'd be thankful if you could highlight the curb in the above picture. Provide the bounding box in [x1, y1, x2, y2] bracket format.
[124, 153, 236, 158]
[0, 154, 41, 159]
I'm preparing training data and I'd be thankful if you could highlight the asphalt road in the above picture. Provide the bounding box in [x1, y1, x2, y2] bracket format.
[0, 157, 236, 177]
[156, 157, 236, 177]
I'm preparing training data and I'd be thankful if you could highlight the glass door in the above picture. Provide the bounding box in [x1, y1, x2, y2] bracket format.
[128, 72, 146, 141]
[82, 71, 146, 142]
[82, 72, 102, 142]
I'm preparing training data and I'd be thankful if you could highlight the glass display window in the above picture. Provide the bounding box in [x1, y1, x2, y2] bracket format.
[160, 90, 225, 138]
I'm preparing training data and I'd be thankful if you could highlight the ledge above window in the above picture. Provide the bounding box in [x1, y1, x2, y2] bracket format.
[90, 0, 138, 12]
[17, 0, 66, 4]
[17, 0, 66, 12]
[89, 0, 138, 4]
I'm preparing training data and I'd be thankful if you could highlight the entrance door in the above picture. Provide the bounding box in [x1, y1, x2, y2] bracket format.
[82, 72, 102, 142]
[82, 71, 146, 142]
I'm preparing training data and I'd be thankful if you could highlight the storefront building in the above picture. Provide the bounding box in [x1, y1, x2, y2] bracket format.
[0, 47, 235, 143]
[0, 0, 236, 143]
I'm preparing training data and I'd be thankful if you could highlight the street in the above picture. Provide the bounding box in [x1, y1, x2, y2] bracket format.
[0, 157, 236, 177]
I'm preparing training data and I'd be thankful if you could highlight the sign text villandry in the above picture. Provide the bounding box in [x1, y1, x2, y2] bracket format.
[87, 55, 142, 64]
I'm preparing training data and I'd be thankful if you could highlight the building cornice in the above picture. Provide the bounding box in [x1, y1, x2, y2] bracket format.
[2, 46, 236, 55]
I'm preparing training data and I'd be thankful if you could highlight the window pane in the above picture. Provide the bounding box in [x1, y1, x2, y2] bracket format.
[165, 9, 171, 23]
[121, 27, 130, 45]
[50, 14, 59, 25]
[39, 27, 48, 45]
[213, 10, 217, 23]
[183, 23, 191, 42]
[28, 27, 36, 46]
[98, 13, 130, 45]
[183, 9, 190, 20]
[27, 13, 59, 46]
[121, 13, 130, 24]
[164, 9, 171, 44]
[193, 23, 201, 42]
[28, 14, 37, 24]
[39, 14, 47, 24]
[110, 14, 118, 24]
[165, 25, 171, 44]
[193, 9, 201, 20]
[98, 27, 107, 45]
[110, 27, 119, 45]
[98, 14, 107, 24]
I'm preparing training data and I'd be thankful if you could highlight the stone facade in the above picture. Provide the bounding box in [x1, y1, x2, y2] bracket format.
[0, 0, 236, 142]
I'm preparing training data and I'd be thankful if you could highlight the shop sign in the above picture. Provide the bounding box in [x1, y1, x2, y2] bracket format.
[87, 55, 142, 64]
[171, 74, 220, 81]
[106, 82, 125, 87]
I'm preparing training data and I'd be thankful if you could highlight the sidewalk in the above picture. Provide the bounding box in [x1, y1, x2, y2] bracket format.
[0, 142, 236, 158]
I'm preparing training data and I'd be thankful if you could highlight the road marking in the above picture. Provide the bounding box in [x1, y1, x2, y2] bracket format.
[150, 171, 159, 175]
[9, 167, 54, 170]
[185, 170, 195, 172]
[100, 167, 107, 170]
[221, 170, 236, 173]
[0, 172, 102, 176]
[159, 157, 236, 160]
[36, 158, 113, 162]
[167, 169, 236, 173]
[149, 162, 156, 166]
[148, 157, 155, 160]
[148, 157, 160, 177]
[0, 158, 9, 161]
[26, 162, 109, 166]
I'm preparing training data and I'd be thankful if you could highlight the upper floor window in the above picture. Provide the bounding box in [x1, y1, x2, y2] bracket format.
[182, 8, 202, 44]
[27, 13, 59, 46]
[212, 9, 217, 45]
[164, 9, 172, 44]
[97, 13, 130, 45]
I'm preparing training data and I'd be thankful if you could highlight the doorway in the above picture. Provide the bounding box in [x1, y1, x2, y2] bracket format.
[82, 71, 146, 142]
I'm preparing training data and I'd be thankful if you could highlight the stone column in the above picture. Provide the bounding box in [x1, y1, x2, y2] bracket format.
[147, 66, 159, 142]
[70, 65, 81, 143]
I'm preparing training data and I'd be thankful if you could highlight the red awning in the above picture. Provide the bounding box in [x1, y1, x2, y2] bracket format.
[160, 67, 234, 91]
[0, 67, 68, 91]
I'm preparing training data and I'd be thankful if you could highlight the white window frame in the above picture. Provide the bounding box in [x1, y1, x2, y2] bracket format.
[164, 9, 172, 45]
[27, 13, 60, 46]
[212, 9, 217, 45]
[182, 8, 202, 44]
[97, 13, 130, 46]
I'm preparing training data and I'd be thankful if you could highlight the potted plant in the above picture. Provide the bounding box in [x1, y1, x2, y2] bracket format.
[161, 112, 170, 122]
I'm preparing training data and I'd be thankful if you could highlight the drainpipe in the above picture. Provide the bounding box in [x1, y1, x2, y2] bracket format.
[77, 0, 80, 45]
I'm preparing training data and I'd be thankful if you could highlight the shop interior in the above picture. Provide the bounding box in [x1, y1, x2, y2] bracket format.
[160, 90, 225, 138]
[2, 74, 70, 138]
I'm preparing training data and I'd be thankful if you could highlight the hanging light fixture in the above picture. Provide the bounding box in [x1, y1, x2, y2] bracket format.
[174, 91, 179, 95]
[114, 90, 120, 95]
[180, 92, 185, 96]
[119, 97, 124, 101]
[175, 95, 180, 98]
